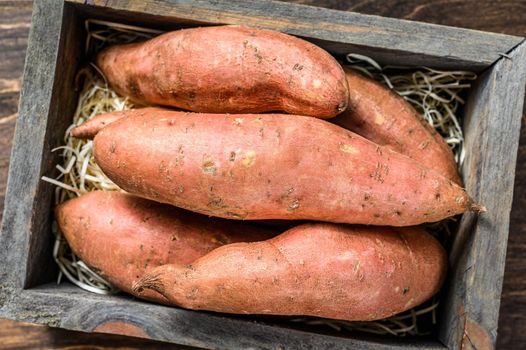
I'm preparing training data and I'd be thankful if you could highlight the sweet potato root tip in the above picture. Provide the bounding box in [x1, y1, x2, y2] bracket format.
[338, 99, 348, 113]
[71, 107, 166, 139]
[71, 112, 125, 139]
[133, 273, 163, 295]
[470, 203, 487, 213]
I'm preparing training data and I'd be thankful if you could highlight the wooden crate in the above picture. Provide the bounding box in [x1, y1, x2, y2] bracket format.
[0, 0, 525, 349]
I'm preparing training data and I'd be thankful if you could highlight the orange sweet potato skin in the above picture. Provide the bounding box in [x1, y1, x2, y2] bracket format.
[72, 107, 188, 140]
[55, 191, 274, 302]
[331, 69, 461, 184]
[134, 223, 447, 321]
[96, 25, 348, 118]
[93, 110, 474, 226]
[71, 111, 128, 139]
[71, 108, 167, 139]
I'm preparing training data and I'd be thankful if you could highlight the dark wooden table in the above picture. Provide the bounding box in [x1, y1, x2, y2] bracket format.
[0, 1, 524, 349]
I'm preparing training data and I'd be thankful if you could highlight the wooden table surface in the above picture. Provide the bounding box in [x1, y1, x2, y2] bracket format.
[0, 0, 524, 349]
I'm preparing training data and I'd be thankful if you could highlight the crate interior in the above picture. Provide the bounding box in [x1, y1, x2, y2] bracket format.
[24, 2, 492, 348]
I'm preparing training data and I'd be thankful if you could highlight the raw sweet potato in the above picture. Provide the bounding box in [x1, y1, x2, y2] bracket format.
[55, 191, 275, 303]
[72, 107, 166, 139]
[96, 25, 348, 118]
[71, 107, 161, 139]
[331, 69, 461, 184]
[93, 110, 479, 226]
[134, 223, 447, 321]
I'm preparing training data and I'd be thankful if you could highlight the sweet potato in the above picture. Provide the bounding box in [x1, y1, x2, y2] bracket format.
[55, 191, 275, 303]
[134, 223, 447, 321]
[71, 107, 161, 139]
[93, 110, 479, 226]
[71, 111, 131, 139]
[331, 69, 461, 184]
[72, 108, 166, 139]
[96, 25, 348, 118]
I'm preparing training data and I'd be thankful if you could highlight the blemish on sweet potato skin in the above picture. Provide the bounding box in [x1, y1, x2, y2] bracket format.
[125, 75, 144, 100]
[287, 199, 300, 211]
[96, 25, 348, 118]
[242, 150, 256, 167]
[202, 155, 217, 175]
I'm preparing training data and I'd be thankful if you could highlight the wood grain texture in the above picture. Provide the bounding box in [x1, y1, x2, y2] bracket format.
[0, 1, 30, 211]
[498, 110, 526, 350]
[0, 0, 65, 297]
[439, 40, 526, 349]
[9, 283, 445, 350]
[288, 0, 526, 35]
[0, 1, 525, 349]
[0, 318, 192, 350]
[66, 0, 523, 71]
